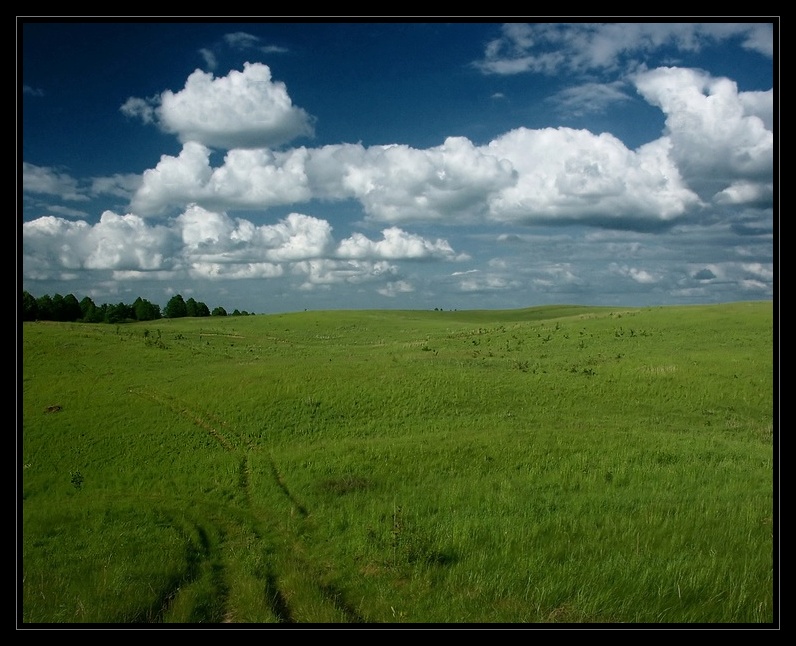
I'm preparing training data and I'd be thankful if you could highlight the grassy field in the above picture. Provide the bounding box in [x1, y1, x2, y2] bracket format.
[19, 301, 775, 625]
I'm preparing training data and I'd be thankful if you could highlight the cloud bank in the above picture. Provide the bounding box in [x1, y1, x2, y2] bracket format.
[23, 24, 774, 309]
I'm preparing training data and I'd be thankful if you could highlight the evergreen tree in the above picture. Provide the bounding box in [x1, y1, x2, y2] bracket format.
[211, 306, 227, 317]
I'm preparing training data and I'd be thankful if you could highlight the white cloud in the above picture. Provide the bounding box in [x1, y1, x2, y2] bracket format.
[741, 262, 773, 282]
[120, 96, 157, 124]
[456, 269, 521, 292]
[23, 202, 464, 290]
[189, 261, 283, 280]
[155, 62, 315, 149]
[337, 227, 457, 260]
[256, 212, 335, 262]
[124, 64, 770, 236]
[714, 180, 773, 206]
[338, 137, 516, 224]
[633, 67, 773, 195]
[738, 89, 774, 131]
[174, 207, 335, 263]
[474, 23, 773, 76]
[23, 163, 90, 202]
[224, 32, 261, 50]
[131, 142, 215, 216]
[292, 258, 397, 289]
[207, 147, 312, 207]
[610, 263, 660, 284]
[90, 173, 143, 200]
[84, 212, 171, 270]
[486, 126, 699, 225]
[378, 280, 415, 297]
[129, 136, 516, 223]
[199, 48, 217, 71]
[22, 213, 174, 277]
[551, 81, 632, 117]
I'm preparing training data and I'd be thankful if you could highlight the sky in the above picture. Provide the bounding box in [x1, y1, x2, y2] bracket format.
[19, 19, 777, 315]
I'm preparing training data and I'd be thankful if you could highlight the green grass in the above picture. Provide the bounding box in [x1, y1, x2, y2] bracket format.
[20, 302, 775, 624]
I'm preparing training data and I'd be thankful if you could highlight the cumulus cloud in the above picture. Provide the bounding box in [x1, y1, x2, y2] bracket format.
[131, 142, 215, 216]
[206, 147, 312, 208]
[633, 67, 773, 198]
[129, 73, 768, 230]
[337, 227, 458, 260]
[23, 206, 461, 286]
[122, 62, 315, 150]
[486, 127, 700, 226]
[341, 138, 517, 224]
[156, 63, 314, 149]
[22, 213, 174, 277]
[122, 62, 769, 234]
[130, 136, 516, 221]
[292, 258, 397, 289]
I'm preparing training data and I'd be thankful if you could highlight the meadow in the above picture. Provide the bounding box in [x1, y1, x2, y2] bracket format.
[19, 301, 775, 625]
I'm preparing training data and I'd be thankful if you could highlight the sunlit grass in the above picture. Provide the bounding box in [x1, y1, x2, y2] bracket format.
[20, 302, 774, 624]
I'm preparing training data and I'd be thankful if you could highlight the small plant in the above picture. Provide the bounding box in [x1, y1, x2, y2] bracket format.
[70, 470, 84, 490]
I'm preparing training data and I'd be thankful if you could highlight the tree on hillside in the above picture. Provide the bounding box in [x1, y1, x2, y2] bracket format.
[79, 296, 104, 323]
[211, 306, 227, 316]
[22, 291, 38, 321]
[164, 294, 188, 319]
[104, 302, 133, 324]
[195, 300, 210, 317]
[183, 297, 210, 318]
[62, 294, 83, 321]
[36, 294, 54, 321]
[50, 294, 68, 321]
[133, 297, 161, 321]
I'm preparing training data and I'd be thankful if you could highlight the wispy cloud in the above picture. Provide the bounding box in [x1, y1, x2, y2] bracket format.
[473, 22, 774, 76]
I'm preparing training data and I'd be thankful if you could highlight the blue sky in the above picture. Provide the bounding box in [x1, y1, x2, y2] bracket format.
[20, 20, 777, 314]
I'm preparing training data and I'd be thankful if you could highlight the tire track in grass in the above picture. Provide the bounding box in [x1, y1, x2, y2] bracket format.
[268, 457, 308, 517]
[128, 388, 291, 622]
[128, 387, 366, 623]
[129, 388, 250, 452]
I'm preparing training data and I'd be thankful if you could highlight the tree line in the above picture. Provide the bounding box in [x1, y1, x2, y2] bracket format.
[21, 291, 254, 323]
